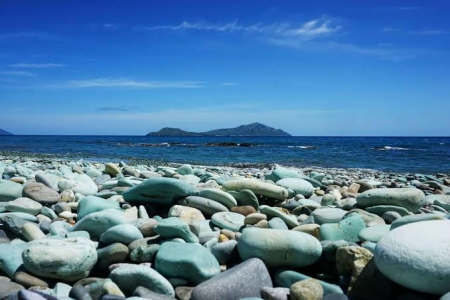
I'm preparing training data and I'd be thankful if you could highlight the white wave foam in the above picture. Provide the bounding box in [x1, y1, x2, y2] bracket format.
[374, 146, 409, 151]
[288, 145, 317, 149]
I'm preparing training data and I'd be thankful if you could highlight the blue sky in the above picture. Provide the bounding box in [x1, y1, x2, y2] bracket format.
[0, 0, 449, 135]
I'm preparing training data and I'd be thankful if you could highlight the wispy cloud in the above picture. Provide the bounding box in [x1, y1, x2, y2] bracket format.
[10, 63, 66, 68]
[383, 27, 398, 32]
[65, 78, 205, 89]
[97, 107, 129, 112]
[222, 82, 238, 86]
[393, 6, 418, 10]
[140, 17, 340, 40]
[0, 71, 34, 76]
[409, 30, 448, 36]
[0, 32, 57, 41]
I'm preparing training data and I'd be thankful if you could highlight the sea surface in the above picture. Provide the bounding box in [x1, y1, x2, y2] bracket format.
[0, 136, 449, 174]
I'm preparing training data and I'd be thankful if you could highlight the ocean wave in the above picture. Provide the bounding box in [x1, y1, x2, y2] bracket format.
[288, 145, 317, 149]
[373, 146, 409, 151]
[117, 142, 170, 147]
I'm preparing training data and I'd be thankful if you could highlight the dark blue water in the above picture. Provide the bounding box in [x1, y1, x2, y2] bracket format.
[0, 136, 449, 173]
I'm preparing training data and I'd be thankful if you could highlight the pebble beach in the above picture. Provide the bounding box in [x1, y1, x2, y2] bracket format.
[0, 155, 449, 300]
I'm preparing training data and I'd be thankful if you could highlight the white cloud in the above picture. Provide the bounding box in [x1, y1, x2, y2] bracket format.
[409, 30, 447, 36]
[141, 17, 340, 39]
[65, 78, 205, 89]
[222, 82, 238, 86]
[10, 63, 65, 68]
[0, 71, 34, 76]
[0, 32, 56, 40]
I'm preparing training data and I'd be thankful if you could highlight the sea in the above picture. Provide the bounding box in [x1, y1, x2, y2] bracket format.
[0, 136, 449, 174]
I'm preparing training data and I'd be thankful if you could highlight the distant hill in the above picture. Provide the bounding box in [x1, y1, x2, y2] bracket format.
[0, 129, 13, 136]
[146, 123, 291, 136]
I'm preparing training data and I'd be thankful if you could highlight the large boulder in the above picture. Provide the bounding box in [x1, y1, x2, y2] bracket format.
[356, 188, 425, 212]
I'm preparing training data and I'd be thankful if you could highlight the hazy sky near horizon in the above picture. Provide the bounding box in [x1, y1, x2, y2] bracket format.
[0, 0, 449, 136]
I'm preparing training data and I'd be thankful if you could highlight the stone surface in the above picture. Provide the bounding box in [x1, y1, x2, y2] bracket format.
[390, 213, 446, 231]
[191, 258, 272, 300]
[123, 177, 199, 205]
[96, 243, 129, 270]
[227, 189, 259, 209]
[77, 195, 121, 219]
[0, 179, 23, 202]
[155, 242, 220, 285]
[109, 264, 174, 296]
[23, 180, 60, 205]
[100, 223, 143, 245]
[356, 188, 425, 212]
[154, 217, 199, 243]
[276, 178, 314, 197]
[259, 205, 299, 228]
[222, 179, 289, 201]
[211, 212, 245, 231]
[180, 196, 229, 216]
[168, 205, 205, 224]
[105, 163, 121, 176]
[319, 215, 366, 243]
[336, 246, 374, 291]
[358, 225, 391, 243]
[311, 208, 347, 225]
[199, 188, 237, 209]
[6, 197, 42, 215]
[22, 237, 98, 282]
[0, 243, 25, 277]
[274, 270, 344, 295]
[290, 278, 324, 300]
[71, 209, 128, 238]
[237, 228, 322, 268]
[375, 220, 450, 295]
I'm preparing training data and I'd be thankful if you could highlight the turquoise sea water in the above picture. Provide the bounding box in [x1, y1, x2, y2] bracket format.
[0, 136, 449, 173]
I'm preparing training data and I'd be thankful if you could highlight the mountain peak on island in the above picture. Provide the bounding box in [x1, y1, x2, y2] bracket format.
[0, 129, 13, 136]
[146, 123, 291, 136]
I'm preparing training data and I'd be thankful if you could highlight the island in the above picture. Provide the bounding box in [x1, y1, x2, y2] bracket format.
[146, 122, 291, 136]
[0, 129, 13, 136]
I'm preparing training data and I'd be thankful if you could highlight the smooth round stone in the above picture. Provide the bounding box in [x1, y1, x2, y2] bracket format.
[259, 205, 299, 228]
[230, 205, 257, 216]
[97, 243, 129, 270]
[311, 208, 347, 225]
[0, 281, 25, 298]
[155, 242, 220, 285]
[290, 278, 324, 300]
[381, 211, 402, 224]
[177, 164, 193, 175]
[358, 225, 391, 243]
[14, 271, 49, 289]
[96, 174, 112, 185]
[168, 205, 205, 224]
[123, 177, 199, 205]
[199, 188, 237, 209]
[58, 175, 98, 196]
[105, 163, 121, 176]
[110, 264, 174, 296]
[292, 224, 320, 239]
[23, 237, 97, 282]
[211, 212, 245, 232]
[23, 180, 60, 205]
[180, 196, 229, 216]
[390, 213, 446, 231]
[22, 223, 46, 241]
[71, 209, 128, 239]
[0, 179, 23, 202]
[274, 270, 343, 295]
[86, 168, 102, 178]
[428, 195, 450, 210]
[211, 240, 237, 265]
[222, 179, 289, 201]
[244, 213, 267, 225]
[365, 205, 411, 217]
[154, 217, 199, 243]
[0, 244, 25, 277]
[265, 168, 305, 182]
[191, 258, 272, 300]
[179, 174, 201, 185]
[130, 244, 160, 263]
[227, 189, 259, 209]
[321, 194, 336, 206]
[268, 217, 289, 230]
[100, 224, 143, 245]
[375, 220, 450, 294]
[237, 228, 322, 268]
[0, 211, 38, 222]
[343, 209, 386, 227]
[356, 188, 425, 212]
[276, 178, 314, 197]
[6, 197, 42, 215]
[260, 287, 289, 300]
[319, 216, 367, 243]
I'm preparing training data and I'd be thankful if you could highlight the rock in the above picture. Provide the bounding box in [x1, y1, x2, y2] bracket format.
[5, 197, 42, 215]
[133, 286, 174, 299]
[180, 196, 229, 216]
[276, 178, 314, 198]
[14, 271, 49, 289]
[0, 179, 23, 202]
[260, 287, 289, 300]
[211, 240, 237, 265]
[390, 213, 446, 231]
[168, 205, 205, 224]
[23, 237, 97, 282]
[358, 225, 391, 243]
[319, 215, 366, 242]
[365, 205, 413, 217]
[230, 205, 256, 216]
[244, 213, 267, 225]
[123, 177, 199, 205]
[227, 189, 259, 209]
[71, 209, 128, 238]
[177, 164, 193, 175]
[311, 208, 346, 225]
[130, 244, 160, 263]
[199, 188, 237, 209]
[0, 244, 25, 277]
[222, 179, 288, 201]
[336, 246, 373, 291]
[259, 205, 299, 228]
[97, 243, 129, 270]
[155, 242, 220, 284]
[191, 258, 272, 300]
[105, 163, 121, 176]
[23, 180, 60, 205]
[0, 281, 24, 298]
[211, 212, 245, 231]
[100, 224, 143, 245]
[237, 228, 322, 268]
[176, 286, 194, 300]
[356, 188, 425, 212]
[110, 264, 174, 296]
[154, 217, 199, 243]
[274, 270, 344, 295]
[265, 168, 305, 182]
[268, 217, 289, 230]
[290, 278, 324, 300]
[292, 224, 320, 239]
[375, 220, 450, 294]
[77, 195, 121, 219]
[381, 211, 402, 224]
[22, 223, 46, 241]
